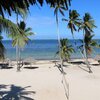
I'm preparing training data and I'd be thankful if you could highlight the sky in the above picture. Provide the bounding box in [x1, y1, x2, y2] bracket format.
[3, 0, 100, 40]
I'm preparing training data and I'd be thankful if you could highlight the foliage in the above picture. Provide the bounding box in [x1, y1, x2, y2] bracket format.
[0, 0, 72, 17]
[9, 21, 34, 48]
[62, 10, 81, 37]
[78, 13, 97, 56]
[0, 35, 5, 60]
[79, 33, 99, 57]
[56, 38, 74, 62]
[0, 16, 21, 35]
[78, 13, 96, 34]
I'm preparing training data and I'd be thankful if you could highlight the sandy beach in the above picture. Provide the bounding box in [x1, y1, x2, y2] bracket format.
[0, 59, 100, 100]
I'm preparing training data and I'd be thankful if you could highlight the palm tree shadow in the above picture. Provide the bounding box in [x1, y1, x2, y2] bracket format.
[54, 63, 66, 75]
[78, 65, 90, 73]
[0, 84, 35, 100]
[0, 85, 8, 90]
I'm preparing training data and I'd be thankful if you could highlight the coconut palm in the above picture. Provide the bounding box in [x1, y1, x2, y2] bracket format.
[0, 16, 27, 62]
[79, 13, 96, 73]
[9, 21, 34, 71]
[79, 33, 99, 59]
[56, 38, 74, 65]
[62, 10, 81, 37]
[54, 1, 71, 99]
[15, 7, 28, 71]
[0, 35, 5, 60]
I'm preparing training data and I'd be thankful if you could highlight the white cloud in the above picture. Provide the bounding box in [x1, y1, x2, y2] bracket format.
[26, 16, 55, 27]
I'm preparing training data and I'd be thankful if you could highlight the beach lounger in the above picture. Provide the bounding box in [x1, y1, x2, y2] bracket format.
[0, 58, 13, 69]
[23, 57, 36, 68]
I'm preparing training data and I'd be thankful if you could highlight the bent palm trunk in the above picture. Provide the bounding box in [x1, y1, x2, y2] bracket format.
[83, 33, 92, 73]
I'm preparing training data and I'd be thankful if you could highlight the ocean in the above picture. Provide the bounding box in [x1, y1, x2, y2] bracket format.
[3, 39, 100, 60]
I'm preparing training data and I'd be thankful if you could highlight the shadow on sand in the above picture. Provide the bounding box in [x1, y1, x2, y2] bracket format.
[24, 67, 39, 69]
[54, 63, 67, 75]
[78, 65, 90, 73]
[0, 84, 35, 100]
[0, 64, 13, 69]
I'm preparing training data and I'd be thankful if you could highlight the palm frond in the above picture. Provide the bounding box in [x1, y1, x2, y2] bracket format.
[0, 16, 20, 35]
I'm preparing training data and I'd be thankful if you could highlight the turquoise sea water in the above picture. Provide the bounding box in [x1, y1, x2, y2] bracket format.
[3, 39, 100, 60]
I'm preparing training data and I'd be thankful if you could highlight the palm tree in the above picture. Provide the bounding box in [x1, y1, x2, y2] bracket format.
[79, 33, 99, 59]
[79, 13, 96, 73]
[0, 35, 5, 60]
[15, 7, 28, 71]
[9, 21, 34, 71]
[56, 38, 74, 65]
[0, 16, 27, 62]
[62, 10, 82, 60]
[62, 10, 81, 38]
[54, 1, 71, 99]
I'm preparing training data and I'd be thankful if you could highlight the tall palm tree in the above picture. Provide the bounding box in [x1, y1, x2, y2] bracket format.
[62, 10, 82, 60]
[79, 33, 99, 59]
[9, 21, 34, 71]
[56, 38, 74, 65]
[0, 16, 27, 62]
[54, 1, 71, 99]
[79, 13, 96, 73]
[62, 10, 81, 38]
[0, 35, 5, 60]
[15, 7, 28, 71]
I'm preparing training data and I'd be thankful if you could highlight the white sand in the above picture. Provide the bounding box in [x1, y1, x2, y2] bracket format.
[0, 60, 100, 100]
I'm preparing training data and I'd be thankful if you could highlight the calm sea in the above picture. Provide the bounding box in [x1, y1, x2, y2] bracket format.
[3, 39, 100, 60]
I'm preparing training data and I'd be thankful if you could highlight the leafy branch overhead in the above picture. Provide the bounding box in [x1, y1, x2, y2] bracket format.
[0, 0, 72, 17]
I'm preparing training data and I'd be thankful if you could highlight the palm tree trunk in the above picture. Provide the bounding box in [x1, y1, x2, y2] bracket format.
[16, 45, 19, 71]
[17, 41, 21, 71]
[19, 47, 21, 71]
[16, 14, 20, 71]
[83, 33, 92, 73]
[56, 18, 69, 100]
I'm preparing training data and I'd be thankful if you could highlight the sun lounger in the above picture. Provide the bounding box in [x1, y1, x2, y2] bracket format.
[23, 57, 36, 67]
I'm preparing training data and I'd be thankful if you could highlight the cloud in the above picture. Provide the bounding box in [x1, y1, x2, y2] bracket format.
[26, 16, 56, 27]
